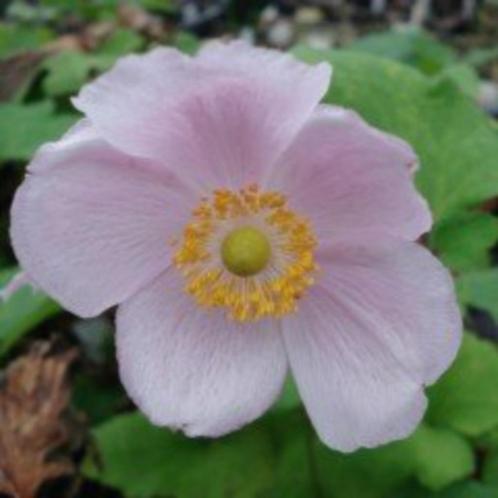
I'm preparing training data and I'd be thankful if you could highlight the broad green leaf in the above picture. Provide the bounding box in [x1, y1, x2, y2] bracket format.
[406, 425, 473, 490]
[0, 101, 78, 161]
[314, 424, 472, 498]
[430, 212, 498, 273]
[293, 48, 498, 222]
[43, 51, 90, 96]
[86, 410, 474, 498]
[139, 0, 178, 13]
[314, 439, 413, 498]
[272, 377, 301, 413]
[347, 27, 456, 75]
[43, 30, 144, 96]
[7, 0, 57, 23]
[457, 270, 498, 321]
[40, 0, 79, 7]
[91, 29, 145, 73]
[83, 412, 275, 498]
[436, 63, 480, 99]
[463, 46, 498, 68]
[173, 31, 200, 55]
[268, 411, 314, 497]
[347, 28, 418, 62]
[0, 268, 60, 358]
[72, 374, 126, 425]
[483, 449, 498, 486]
[427, 333, 498, 436]
[390, 481, 498, 498]
[481, 426, 498, 447]
[97, 28, 144, 60]
[40, 0, 120, 21]
[437, 482, 498, 498]
[0, 23, 54, 59]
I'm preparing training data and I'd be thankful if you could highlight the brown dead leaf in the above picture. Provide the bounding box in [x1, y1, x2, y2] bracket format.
[118, 4, 166, 40]
[0, 52, 47, 102]
[43, 34, 84, 53]
[80, 21, 116, 51]
[0, 342, 78, 498]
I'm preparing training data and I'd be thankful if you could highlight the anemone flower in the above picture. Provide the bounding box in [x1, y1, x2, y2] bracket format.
[9, 41, 461, 452]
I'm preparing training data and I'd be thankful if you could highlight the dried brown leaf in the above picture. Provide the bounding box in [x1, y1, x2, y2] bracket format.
[0, 342, 78, 498]
[118, 4, 166, 39]
[43, 35, 84, 54]
[0, 52, 47, 102]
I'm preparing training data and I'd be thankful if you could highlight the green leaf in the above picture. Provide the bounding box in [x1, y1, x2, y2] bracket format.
[43, 30, 144, 97]
[83, 412, 275, 498]
[384, 480, 498, 498]
[347, 28, 456, 75]
[39, 0, 120, 21]
[481, 425, 498, 449]
[293, 48, 498, 222]
[436, 63, 480, 99]
[405, 425, 474, 490]
[430, 212, 498, 273]
[314, 440, 413, 498]
[0, 23, 54, 59]
[483, 449, 498, 486]
[457, 270, 498, 321]
[139, 0, 178, 14]
[347, 28, 418, 62]
[427, 333, 498, 436]
[463, 46, 498, 68]
[72, 374, 126, 425]
[43, 51, 91, 96]
[437, 482, 498, 498]
[86, 410, 474, 498]
[0, 268, 60, 358]
[272, 377, 301, 413]
[7, 0, 57, 23]
[97, 28, 144, 57]
[397, 481, 498, 498]
[268, 411, 315, 497]
[173, 31, 200, 55]
[0, 101, 78, 161]
[313, 424, 472, 498]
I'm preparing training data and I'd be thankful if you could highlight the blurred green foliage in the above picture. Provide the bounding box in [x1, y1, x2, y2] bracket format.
[43, 29, 144, 96]
[427, 334, 498, 436]
[0, 101, 78, 160]
[1, 4, 498, 497]
[430, 212, 498, 273]
[458, 269, 498, 322]
[80, 334, 498, 498]
[0, 267, 60, 357]
[0, 23, 54, 58]
[347, 27, 457, 75]
[294, 46, 498, 223]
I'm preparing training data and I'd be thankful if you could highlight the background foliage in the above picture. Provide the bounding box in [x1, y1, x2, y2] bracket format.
[1, 1, 498, 497]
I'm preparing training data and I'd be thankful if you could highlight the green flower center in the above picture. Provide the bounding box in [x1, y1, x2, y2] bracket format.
[221, 226, 271, 277]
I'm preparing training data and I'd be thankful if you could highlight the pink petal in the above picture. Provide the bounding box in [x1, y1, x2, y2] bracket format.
[116, 270, 288, 437]
[267, 105, 431, 243]
[282, 241, 461, 452]
[11, 120, 195, 317]
[73, 43, 331, 191]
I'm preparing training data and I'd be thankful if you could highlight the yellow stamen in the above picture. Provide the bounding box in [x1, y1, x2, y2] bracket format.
[173, 184, 317, 322]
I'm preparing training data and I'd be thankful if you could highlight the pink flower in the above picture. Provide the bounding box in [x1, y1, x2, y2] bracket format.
[9, 41, 461, 452]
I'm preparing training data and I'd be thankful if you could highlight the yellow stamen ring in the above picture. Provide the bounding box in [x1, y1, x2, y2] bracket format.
[173, 184, 317, 322]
